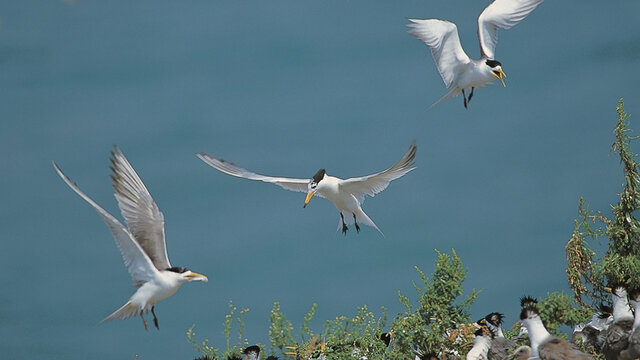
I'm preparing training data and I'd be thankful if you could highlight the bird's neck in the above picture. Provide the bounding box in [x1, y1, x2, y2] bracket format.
[523, 316, 552, 357]
[612, 292, 634, 321]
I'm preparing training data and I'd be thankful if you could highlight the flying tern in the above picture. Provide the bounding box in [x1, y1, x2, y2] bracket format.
[53, 147, 208, 330]
[407, 0, 544, 108]
[197, 141, 417, 235]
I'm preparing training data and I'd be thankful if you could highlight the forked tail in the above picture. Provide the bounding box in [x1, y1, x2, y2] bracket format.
[100, 301, 140, 324]
[336, 208, 384, 236]
[429, 87, 460, 109]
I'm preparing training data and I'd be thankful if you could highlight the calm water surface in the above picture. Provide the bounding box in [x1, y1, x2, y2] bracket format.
[1, 1, 639, 358]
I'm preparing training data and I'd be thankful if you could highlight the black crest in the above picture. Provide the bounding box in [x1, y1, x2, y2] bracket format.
[244, 345, 260, 355]
[485, 59, 502, 68]
[485, 312, 504, 326]
[166, 266, 188, 273]
[312, 169, 326, 183]
[520, 296, 538, 308]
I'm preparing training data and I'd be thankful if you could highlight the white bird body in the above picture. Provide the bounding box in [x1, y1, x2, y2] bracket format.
[603, 288, 635, 360]
[624, 295, 640, 359]
[522, 316, 553, 357]
[53, 147, 207, 330]
[197, 141, 416, 235]
[407, 0, 544, 108]
[466, 332, 491, 360]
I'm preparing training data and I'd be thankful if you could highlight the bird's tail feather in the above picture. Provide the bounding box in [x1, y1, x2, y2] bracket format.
[100, 301, 139, 324]
[336, 209, 384, 236]
[429, 87, 460, 109]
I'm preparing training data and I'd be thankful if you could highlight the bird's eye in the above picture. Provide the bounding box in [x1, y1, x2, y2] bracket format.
[311, 183, 317, 189]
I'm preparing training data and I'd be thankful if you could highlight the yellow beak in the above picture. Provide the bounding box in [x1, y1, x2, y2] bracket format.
[304, 191, 315, 208]
[185, 271, 208, 282]
[493, 69, 506, 87]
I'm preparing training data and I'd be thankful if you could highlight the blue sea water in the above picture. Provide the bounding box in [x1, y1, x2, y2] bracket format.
[1, 0, 639, 358]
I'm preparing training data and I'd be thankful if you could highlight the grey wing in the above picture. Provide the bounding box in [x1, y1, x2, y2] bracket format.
[340, 141, 417, 204]
[539, 338, 592, 360]
[196, 152, 310, 193]
[407, 19, 471, 89]
[53, 161, 158, 288]
[110, 147, 171, 271]
[477, 0, 544, 59]
[489, 337, 516, 359]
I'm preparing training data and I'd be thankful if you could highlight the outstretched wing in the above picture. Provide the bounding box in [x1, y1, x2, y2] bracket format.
[340, 141, 417, 204]
[109, 147, 171, 271]
[53, 160, 158, 288]
[407, 19, 472, 89]
[477, 0, 544, 59]
[196, 152, 310, 193]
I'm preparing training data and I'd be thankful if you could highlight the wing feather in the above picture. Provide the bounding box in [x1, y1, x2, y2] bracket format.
[53, 161, 158, 288]
[109, 147, 171, 271]
[477, 0, 544, 59]
[196, 152, 311, 194]
[407, 19, 472, 89]
[340, 141, 417, 204]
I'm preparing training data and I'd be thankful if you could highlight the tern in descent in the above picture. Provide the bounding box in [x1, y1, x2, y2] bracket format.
[197, 141, 417, 235]
[53, 147, 208, 330]
[407, 0, 544, 109]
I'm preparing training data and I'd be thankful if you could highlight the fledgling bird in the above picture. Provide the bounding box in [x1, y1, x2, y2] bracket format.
[572, 304, 612, 353]
[243, 345, 261, 360]
[519, 296, 592, 359]
[467, 326, 493, 360]
[407, 0, 544, 108]
[602, 287, 635, 360]
[197, 141, 416, 235]
[477, 312, 516, 359]
[510, 345, 531, 360]
[53, 147, 208, 330]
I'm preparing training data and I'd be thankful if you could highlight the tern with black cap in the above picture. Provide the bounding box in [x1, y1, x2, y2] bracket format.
[407, 0, 544, 108]
[197, 141, 417, 235]
[53, 147, 208, 330]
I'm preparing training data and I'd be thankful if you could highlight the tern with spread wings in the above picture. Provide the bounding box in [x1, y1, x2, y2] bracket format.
[407, 0, 544, 108]
[197, 141, 417, 235]
[53, 147, 208, 330]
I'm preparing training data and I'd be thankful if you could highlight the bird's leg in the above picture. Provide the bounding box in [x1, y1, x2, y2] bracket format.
[340, 212, 348, 235]
[352, 213, 360, 233]
[468, 87, 474, 103]
[151, 305, 159, 330]
[462, 89, 468, 109]
[140, 310, 148, 331]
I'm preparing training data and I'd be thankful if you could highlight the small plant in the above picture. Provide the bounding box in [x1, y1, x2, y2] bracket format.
[390, 249, 479, 359]
[536, 292, 591, 337]
[188, 301, 253, 360]
[566, 99, 640, 306]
